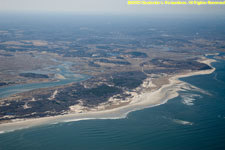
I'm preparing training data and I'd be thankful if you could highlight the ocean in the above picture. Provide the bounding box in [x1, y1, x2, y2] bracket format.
[0, 56, 225, 150]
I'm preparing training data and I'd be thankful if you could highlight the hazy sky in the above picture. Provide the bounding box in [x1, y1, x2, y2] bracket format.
[0, 0, 225, 14]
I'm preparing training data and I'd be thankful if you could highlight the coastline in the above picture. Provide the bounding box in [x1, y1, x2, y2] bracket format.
[0, 58, 216, 134]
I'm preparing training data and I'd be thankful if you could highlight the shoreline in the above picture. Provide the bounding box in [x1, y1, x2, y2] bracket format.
[0, 58, 216, 134]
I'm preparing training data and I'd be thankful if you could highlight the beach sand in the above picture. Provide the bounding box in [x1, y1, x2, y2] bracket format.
[0, 58, 216, 134]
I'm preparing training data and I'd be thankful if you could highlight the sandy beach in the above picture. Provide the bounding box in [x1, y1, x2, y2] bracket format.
[0, 57, 216, 134]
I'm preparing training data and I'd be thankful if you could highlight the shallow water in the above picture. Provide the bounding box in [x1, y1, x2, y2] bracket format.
[0, 58, 225, 150]
[0, 60, 90, 98]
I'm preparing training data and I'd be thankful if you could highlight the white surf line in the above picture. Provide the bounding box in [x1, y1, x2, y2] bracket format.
[173, 119, 194, 125]
[0, 57, 216, 134]
[181, 93, 202, 106]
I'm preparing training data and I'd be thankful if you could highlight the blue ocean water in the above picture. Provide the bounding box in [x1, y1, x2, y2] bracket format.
[0, 58, 225, 150]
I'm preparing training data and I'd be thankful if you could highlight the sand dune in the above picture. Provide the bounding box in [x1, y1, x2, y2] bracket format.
[0, 57, 216, 134]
